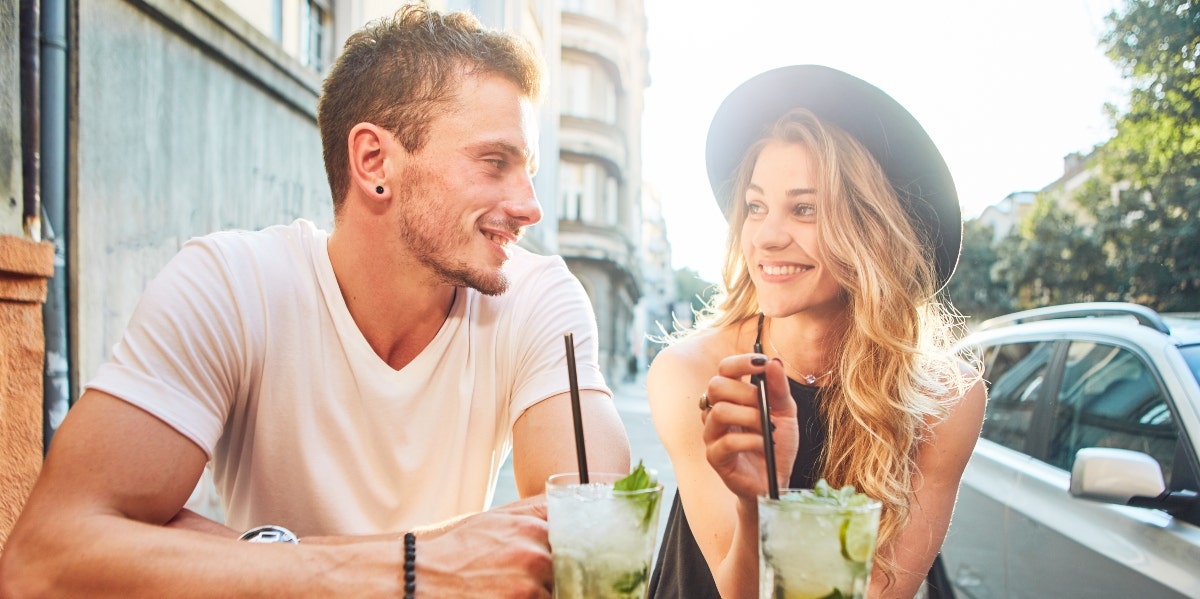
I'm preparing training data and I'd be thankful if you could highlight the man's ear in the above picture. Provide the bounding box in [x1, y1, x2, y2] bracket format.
[347, 123, 396, 200]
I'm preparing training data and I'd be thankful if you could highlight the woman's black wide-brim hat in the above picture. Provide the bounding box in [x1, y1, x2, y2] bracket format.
[705, 64, 962, 289]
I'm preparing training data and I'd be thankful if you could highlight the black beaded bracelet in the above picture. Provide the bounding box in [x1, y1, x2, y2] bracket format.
[403, 532, 416, 599]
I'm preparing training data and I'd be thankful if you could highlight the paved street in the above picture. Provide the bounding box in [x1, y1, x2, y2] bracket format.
[492, 373, 677, 545]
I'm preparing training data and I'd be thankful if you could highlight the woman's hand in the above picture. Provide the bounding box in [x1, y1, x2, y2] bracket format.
[700, 355, 799, 500]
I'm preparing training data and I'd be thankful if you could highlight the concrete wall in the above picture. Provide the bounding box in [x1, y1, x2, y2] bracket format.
[75, 0, 333, 386]
[0, 0, 21, 238]
[72, 0, 337, 519]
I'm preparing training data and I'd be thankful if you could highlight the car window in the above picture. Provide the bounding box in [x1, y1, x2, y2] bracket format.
[981, 341, 1055, 452]
[1181, 344, 1200, 385]
[1045, 341, 1178, 480]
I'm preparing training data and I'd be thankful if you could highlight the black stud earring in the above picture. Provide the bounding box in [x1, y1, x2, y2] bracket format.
[376, 185, 385, 195]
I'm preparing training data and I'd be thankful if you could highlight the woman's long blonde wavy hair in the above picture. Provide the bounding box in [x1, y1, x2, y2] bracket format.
[686, 108, 977, 587]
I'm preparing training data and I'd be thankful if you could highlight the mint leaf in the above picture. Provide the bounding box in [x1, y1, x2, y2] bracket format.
[782, 478, 869, 508]
[614, 460, 659, 528]
[614, 460, 655, 491]
[612, 565, 648, 595]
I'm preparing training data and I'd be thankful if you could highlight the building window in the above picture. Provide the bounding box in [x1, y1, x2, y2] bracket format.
[298, 0, 328, 71]
[562, 0, 616, 21]
[559, 159, 618, 226]
[605, 176, 619, 224]
[561, 59, 617, 124]
[560, 161, 587, 222]
[223, 0, 330, 72]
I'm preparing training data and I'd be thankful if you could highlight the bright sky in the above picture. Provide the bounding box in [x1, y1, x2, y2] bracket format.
[641, 0, 1129, 283]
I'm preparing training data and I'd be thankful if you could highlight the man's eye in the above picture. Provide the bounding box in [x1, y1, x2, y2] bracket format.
[486, 158, 507, 169]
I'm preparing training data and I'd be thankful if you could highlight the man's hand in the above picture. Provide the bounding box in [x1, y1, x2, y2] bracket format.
[413, 496, 553, 598]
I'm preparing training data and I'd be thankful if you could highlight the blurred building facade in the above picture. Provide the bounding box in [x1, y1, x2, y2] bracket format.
[977, 149, 1106, 244]
[1038, 150, 1101, 229]
[633, 183, 675, 376]
[977, 191, 1036, 244]
[555, 0, 648, 382]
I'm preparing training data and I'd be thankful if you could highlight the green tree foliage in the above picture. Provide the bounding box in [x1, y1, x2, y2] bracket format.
[674, 266, 717, 315]
[946, 220, 1012, 321]
[1088, 0, 1200, 310]
[999, 194, 1112, 309]
[979, 0, 1199, 313]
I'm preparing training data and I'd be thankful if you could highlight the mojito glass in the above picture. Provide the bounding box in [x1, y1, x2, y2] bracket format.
[546, 472, 664, 599]
[759, 487, 882, 599]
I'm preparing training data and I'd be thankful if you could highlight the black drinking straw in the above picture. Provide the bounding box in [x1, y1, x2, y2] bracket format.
[754, 315, 780, 499]
[564, 333, 589, 484]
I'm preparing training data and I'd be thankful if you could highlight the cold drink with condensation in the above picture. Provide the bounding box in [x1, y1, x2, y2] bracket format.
[546, 471, 663, 599]
[759, 486, 882, 599]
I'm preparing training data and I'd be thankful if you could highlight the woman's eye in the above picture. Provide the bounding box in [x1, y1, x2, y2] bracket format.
[745, 201, 765, 215]
[793, 203, 816, 217]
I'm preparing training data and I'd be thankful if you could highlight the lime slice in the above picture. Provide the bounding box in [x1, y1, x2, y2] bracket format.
[840, 512, 877, 563]
[777, 579, 835, 599]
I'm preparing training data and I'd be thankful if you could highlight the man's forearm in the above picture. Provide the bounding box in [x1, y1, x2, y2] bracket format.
[164, 505, 477, 547]
[0, 513, 400, 597]
[165, 508, 240, 538]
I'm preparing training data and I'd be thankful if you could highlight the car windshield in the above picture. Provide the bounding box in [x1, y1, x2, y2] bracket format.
[1182, 344, 1200, 386]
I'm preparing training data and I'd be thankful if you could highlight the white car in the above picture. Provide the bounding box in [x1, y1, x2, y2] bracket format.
[941, 303, 1200, 598]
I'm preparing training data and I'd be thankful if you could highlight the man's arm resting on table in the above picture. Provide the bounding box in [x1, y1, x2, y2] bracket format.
[165, 508, 240, 537]
[0, 391, 552, 598]
[0, 391, 404, 597]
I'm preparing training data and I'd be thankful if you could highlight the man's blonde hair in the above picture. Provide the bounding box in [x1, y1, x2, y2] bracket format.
[318, 2, 544, 212]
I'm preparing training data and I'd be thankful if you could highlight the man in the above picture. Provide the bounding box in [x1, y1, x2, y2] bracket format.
[0, 4, 629, 597]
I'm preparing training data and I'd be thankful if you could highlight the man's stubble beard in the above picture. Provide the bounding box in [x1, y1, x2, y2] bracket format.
[396, 167, 512, 296]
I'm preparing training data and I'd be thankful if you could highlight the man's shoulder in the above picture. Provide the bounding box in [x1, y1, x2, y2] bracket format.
[182, 219, 326, 265]
[188, 219, 323, 249]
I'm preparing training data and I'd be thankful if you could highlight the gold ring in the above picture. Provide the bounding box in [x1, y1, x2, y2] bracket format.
[698, 393, 712, 411]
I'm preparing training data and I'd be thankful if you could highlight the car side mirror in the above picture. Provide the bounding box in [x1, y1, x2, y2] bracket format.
[1070, 447, 1198, 515]
[1070, 447, 1165, 502]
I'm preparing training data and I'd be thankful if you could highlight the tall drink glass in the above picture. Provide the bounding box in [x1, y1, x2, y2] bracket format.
[758, 489, 882, 599]
[546, 472, 664, 599]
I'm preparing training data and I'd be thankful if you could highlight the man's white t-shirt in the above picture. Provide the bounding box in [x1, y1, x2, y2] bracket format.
[87, 219, 610, 536]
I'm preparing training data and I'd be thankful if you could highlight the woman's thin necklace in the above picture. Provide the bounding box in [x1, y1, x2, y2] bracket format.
[767, 327, 832, 386]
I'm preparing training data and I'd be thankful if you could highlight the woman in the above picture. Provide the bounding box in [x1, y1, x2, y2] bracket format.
[646, 65, 987, 599]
